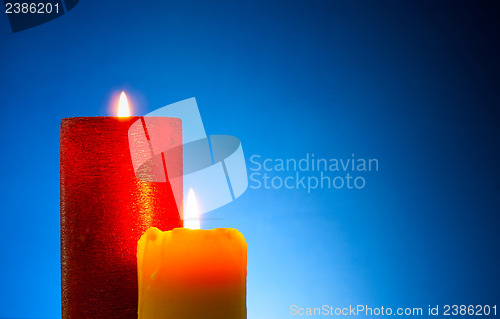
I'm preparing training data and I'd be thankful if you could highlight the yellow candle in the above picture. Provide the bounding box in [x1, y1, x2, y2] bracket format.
[137, 190, 247, 319]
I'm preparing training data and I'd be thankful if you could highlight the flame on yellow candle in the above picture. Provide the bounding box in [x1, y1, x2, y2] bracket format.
[118, 91, 131, 117]
[184, 188, 201, 229]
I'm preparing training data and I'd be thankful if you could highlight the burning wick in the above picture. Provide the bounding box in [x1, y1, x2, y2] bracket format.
[184, 188, 201, 229]
[118, 91, 131, 117]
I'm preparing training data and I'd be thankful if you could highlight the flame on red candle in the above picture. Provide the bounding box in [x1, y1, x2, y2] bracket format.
[184, 188, 201, 229]
[118, 91, 131, 117]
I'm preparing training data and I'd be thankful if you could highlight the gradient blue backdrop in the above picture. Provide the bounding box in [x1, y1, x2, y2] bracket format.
[1, 1, 499, 318]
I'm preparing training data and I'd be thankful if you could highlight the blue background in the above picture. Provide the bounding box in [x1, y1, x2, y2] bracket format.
[1, 1, 499, 318]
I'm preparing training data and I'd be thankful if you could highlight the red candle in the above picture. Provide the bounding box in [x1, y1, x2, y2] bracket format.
[60, 95, 183, 319]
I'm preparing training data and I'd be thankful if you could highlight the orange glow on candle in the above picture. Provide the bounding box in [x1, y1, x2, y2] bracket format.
[137, 191, 247, 318]
[137, 227, 247, 318]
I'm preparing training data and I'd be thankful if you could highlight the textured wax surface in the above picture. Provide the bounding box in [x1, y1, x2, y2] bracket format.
[60, 117, 183, 319]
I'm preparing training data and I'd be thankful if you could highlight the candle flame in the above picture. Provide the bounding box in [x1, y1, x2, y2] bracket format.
[184, 188, 201, 229]
[118, 91, 131, 117]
